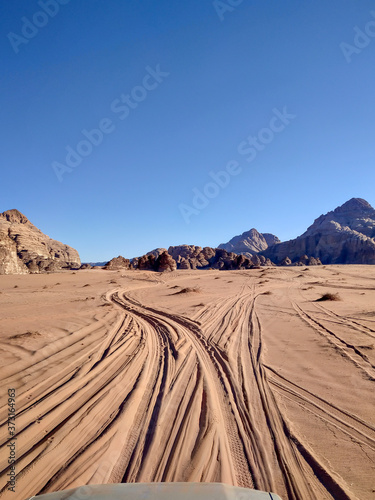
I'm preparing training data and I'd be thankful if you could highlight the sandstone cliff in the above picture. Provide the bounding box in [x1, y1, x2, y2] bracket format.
[0, 209, 81, 274]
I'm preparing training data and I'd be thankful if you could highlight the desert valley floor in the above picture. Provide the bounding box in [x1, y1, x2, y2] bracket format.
[0, 266, 375, 500]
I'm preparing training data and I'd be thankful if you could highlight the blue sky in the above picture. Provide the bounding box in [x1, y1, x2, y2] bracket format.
[1, 0, 374, 262]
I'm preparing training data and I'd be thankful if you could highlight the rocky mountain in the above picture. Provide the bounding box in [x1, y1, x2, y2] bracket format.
[0, 209, 81, 274]
[218, 228, 280, 257]
[263, 198, 375, 265]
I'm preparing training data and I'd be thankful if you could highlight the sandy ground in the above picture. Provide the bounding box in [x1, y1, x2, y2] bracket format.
[0, 266, 374, 500]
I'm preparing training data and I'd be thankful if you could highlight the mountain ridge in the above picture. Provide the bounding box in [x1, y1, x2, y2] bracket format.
[2, 197, 374, 274]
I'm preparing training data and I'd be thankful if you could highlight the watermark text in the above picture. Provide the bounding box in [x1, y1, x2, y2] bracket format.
[7, 388, 16, 493]
[178, 106, 296, 223]
[340, 11, 375, 62]
[7, 0, 71, 54]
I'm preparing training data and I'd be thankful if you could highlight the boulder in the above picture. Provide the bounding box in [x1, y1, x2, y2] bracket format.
[280, 257, 292, 266]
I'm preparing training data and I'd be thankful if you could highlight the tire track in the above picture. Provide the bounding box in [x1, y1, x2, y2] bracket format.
[112, 291, 254, 488]
[1, 273, 371, 500]
[265, 366, 375, 451]
[292, 302, 375, 381]
[313, 302, 375, 340]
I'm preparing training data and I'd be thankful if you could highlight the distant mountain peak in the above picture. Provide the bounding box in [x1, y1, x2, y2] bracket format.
[218, 228, 280, 256]
[334, 198, 373, 214]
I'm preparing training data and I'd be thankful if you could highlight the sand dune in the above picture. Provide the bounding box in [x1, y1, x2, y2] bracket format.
[0, 266, 375, 499]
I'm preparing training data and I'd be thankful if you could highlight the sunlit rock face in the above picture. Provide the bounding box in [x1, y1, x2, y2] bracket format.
[0, 209, 81, 274]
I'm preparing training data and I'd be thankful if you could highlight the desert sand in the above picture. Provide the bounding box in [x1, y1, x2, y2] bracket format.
[0, 266, 374, 500]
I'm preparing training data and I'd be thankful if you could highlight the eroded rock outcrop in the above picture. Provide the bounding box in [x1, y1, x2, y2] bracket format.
[167, 245, 273, 270]
[0, 209, 81, 274]
[155, 251, 177, 272]
[130, 251, 176, 272]
[168, 246, 214, 269]
[104, 256, 130, 270]
[145, 248, 168, 259]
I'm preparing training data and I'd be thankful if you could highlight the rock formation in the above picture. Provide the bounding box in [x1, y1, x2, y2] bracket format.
[263, 198, 375, 265]
[168, 246, 215, 269]
[218, 228, 280, 257]
[127, 245, 272, 272]
[0, 209, 81, 274]
[80, 263, 92, 270]
[130, 251, 176, 272]
[155, 251, 177, 272]
[104, 256, 130, 270]
[167, 245, 274, 270]
[145, 248, 168, 259]
[280, 257, 292, 266]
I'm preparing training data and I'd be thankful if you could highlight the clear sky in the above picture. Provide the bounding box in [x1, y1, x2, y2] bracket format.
[1, 0, 375, 262]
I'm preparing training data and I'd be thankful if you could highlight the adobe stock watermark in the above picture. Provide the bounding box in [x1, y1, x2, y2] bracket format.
[178, 106, 296, 224]
[7, 388, 17, 493]
[213, 0, 244, 21]
[7, 0, 71, 54]
[340, 11, 375, 63]
[52, 65, 169, 182]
